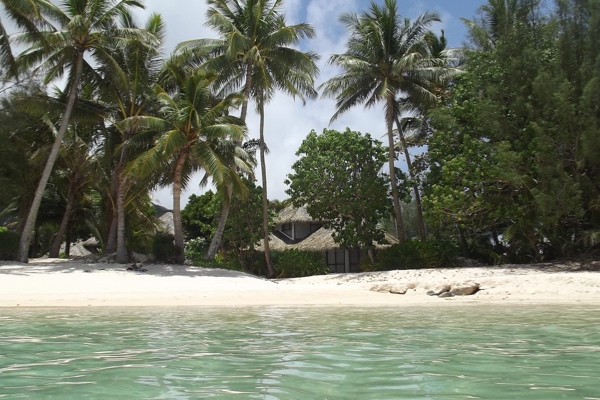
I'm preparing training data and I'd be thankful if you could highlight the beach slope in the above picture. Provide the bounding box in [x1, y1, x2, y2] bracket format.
[1, 259, 599, 307]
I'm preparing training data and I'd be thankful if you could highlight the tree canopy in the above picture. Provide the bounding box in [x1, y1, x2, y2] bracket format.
[286, 128, 391, 250]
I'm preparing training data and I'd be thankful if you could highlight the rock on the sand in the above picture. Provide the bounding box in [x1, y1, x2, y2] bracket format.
[450, 282, 480, 296]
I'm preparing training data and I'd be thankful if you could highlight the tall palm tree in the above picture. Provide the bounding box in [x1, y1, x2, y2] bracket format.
[98, 13, 165, 263]
[391, 30, 463, 240]
[321, 0, 448, 242]
[178, 0, 319, 275]
[122, 66, 251, 263]
[2, 0, 149, 262]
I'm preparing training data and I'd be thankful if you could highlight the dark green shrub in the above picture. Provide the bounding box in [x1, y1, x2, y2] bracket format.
[184, 237, 208, 265]
[375, 238, 459, 271]
[0, 228, 19, 260]
[420, 238, 460, 267]
[153, 232, 179, 263]
[274, 249, 328, 278]
[237, 249, 269, 276]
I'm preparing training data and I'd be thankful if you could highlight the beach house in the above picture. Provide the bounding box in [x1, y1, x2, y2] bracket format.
[263, 204, 397, 273]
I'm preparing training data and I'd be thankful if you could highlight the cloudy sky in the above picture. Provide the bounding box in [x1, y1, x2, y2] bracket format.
[148, 0, 489, 208]
[13, 0, 488, 208]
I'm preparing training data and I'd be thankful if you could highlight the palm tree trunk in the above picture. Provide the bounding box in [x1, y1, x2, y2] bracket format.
[115, 133, 131, 264]
[386, 97, 406, 242]
[115, 174, 129, 263]
[206, 62, 254, 261]
[173, 150, 188, 264]
[105, 211, 118, 254]
[205, 185, 232, 261]
[395, 116, 426, 240]
[259, 105, 275, 277]
[104, 165, 121, 254]
[49, 185, 76, 258]
[17, 50, 84, 263]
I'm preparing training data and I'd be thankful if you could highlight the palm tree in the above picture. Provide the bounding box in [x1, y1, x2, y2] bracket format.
[321, 0, 449, 242]
[178, 0, 319, 276]
[122, 66, 251, 264]
[48, 124, 98, 258]
[1, 0, 149, 262]
[97, 13, 165, 263]
[462, 0, 534, 51]
[390, 31, 463, 240]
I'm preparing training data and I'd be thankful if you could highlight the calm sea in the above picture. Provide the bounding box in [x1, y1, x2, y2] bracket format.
[0, 305, 599, 399]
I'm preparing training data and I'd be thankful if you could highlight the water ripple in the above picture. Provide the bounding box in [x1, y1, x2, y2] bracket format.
[1, 306, 600, 399]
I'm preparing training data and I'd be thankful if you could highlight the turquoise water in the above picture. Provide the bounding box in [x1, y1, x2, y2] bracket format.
[1, 306, 599, 399]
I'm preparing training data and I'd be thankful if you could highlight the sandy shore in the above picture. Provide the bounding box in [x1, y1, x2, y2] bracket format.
[1, 258, 599, 307]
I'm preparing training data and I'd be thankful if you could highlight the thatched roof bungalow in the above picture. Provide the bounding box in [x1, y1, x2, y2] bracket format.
[261, 205, 397, 273]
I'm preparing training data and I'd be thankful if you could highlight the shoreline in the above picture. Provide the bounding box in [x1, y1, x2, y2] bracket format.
[1, 258, 599, 308]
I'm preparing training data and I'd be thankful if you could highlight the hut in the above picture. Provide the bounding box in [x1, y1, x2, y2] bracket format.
[274, 204, 323, 243]
[262, 204, 397, 273]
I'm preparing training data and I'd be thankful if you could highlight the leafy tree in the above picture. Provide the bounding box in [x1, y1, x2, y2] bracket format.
[425, 0, 600, 262]
[321, 0, 454, 242]
[0, 80, 49, 225]
[286, 128, 391, 258]
[1, 0, 149, 262]
[223, 178, 273, 270]
[181, 191, 220, 241]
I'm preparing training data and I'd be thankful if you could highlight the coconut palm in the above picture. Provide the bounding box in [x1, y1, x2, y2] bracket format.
[122, 66, 251, 263]
[97, 13, 165, 263]
[178, 0, 319, 275]
[462, 0, 534, 51]
[1, 0, 150, 262]
[391, 31, 463, 240]
[321, 0, 450, 242]
[48, 124, 98, 258]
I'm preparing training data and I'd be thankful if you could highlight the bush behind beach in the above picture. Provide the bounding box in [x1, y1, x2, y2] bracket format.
[0, 228, 19, 260]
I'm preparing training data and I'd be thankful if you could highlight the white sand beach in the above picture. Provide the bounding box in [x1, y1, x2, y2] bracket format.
[1, 258, 599, 307]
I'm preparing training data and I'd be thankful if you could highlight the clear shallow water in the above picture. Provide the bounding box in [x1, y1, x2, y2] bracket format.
[0, 306, 599, 399]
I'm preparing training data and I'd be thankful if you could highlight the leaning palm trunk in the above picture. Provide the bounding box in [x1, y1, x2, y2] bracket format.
[48, 186, 76, 258]
[17, 51, 84, 263]
[205, 184, 232, 261]
[205, 63, 253, 261]
[386, 97, 406, 242]
[395, 116, 426, 240]
[259, 105, 275, 277]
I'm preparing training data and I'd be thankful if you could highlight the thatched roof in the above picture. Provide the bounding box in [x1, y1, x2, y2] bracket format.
[258, 227, 398, 252]
[262, 204, 398, 251]
[292, 227, 338, 251]
[276, 204, 315, 224]
[256, 233, 289, 252]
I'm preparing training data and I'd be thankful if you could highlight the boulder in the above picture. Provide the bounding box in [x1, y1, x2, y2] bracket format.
[370, 283, 411, 295]
[450, 282, 480, 296]
[426, 285, 451, 296]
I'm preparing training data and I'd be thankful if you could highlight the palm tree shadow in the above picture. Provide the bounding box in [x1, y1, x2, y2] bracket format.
[0, 259, 268, 280]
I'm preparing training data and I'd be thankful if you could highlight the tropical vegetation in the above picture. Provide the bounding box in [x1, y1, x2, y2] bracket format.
[0, 0, 598, 274]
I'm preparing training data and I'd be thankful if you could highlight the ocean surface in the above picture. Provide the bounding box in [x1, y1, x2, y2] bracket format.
[0, 305, 599, 399]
